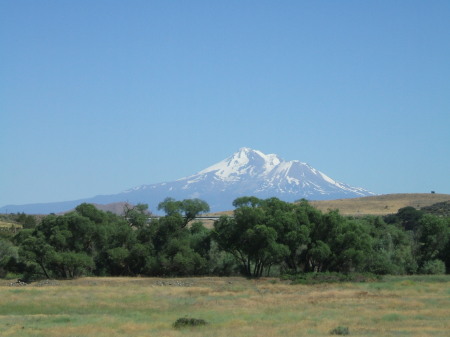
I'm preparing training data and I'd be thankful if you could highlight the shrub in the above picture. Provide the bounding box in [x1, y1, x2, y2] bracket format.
[330, 326, 350, 335]
[173, 317, 208, 329]
[420, 259, 446, 275]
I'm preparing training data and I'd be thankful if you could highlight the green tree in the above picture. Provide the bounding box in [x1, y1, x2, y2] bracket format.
[135, 205, 210, 276]
[158, 198, 210, 227]
[363, 216, 417, 274]
[50, 251, 94, 278]
[213, 197, 289, 277]
[18, 232, 55, 279]
[15, 205, 133, 279]
[300, 210, 373, 273]
[123, 203, 150, 228]
[416, 214, 449, 272]
[386, 206, 424, 231]
[260, 198, 311, 273]
[157, 197, 182, 216]
[0, 238, 19, 278]
[15, 212, 37, 228]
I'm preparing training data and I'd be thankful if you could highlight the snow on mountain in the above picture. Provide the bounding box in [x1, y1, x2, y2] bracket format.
[122, 147, 374, 211]
[196, 147, 281, 180]
[0, 148, 375, 214]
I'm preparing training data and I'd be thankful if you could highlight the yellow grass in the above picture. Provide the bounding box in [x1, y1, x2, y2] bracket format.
[202, 194, 450, 221]
[0, 220, 22, 229]
[309, 193, 450, 216]
[1, 276, 449, 336]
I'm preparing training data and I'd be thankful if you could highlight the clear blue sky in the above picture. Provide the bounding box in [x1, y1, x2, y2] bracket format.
[1, 1, 449, 207]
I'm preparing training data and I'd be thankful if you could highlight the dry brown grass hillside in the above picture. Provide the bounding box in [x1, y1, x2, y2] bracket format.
[309, 193, 450, 216]
[204, 193, 450, 219]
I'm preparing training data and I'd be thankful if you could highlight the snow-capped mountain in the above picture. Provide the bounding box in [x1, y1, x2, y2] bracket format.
[0, 148, 374, 214]
[161, 147, 374, 208]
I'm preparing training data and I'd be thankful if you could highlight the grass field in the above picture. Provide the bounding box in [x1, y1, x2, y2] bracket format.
[0, 221, 20, 227]
[309, 193, 450, 216]
[0, 220, 21, 232]
[1, 275, 449, 336]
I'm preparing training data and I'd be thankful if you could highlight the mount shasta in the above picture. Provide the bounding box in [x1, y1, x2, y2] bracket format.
[1, 148, 375, 214]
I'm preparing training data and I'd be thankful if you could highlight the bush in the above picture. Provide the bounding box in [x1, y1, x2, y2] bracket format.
[330, 326, 350, 335]
[420, 259, 446, 275]
[173, 317, 208, 328]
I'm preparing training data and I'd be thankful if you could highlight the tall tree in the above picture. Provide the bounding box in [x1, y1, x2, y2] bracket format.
[213, 197, 289, 277]
[416, 214, 449, 271]
[123, 203, 150, 229]
[158, 198, 210, 227]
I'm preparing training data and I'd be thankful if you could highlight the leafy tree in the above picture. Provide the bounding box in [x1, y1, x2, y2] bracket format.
[15, 206, 131, 279]
[75, 203, 106, 224]
[330, 218, 373, 272]
[135, 205, 210, 276]
[158, 198, 210, 227]
[232, 196, 263, 208]
[208, 240, 238, 276]
[18, 232, 55, 279]
[181, 199, 210, 224]
[123, 203, 150, 228]
[307, 240, 331, 272]
[363, 216, 417, 274]
[50, 251, 94, 278]
[0, 238, 18, 278]
[95, 218, 137, 276]
[300, 210, 373, 273]
[386, 206, 424, 231]
[263, 198, 311, 272]
[213, 198, 289, 277]
[105, 247, 131, 275]
[189, 222, 212, 258]
[415, 214, 449, 272]
[157, 197, 183, 216]
[15, 212, 37, 228]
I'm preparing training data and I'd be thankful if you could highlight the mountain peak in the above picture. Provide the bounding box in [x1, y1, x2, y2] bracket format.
[0, 148, 375, 214]
[197, 148, 282, 180]
[238, 146, 252, 152]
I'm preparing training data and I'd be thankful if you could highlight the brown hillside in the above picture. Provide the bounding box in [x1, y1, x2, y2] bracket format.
[309, 193, 450, 216]
[204, 193, 450, 219]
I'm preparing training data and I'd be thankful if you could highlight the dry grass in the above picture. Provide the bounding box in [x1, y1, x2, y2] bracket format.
[0, 220, 22, 229]
[1, 276, 449, 336]
[201, 194, 450, 222]
[309, 193, 450, 216]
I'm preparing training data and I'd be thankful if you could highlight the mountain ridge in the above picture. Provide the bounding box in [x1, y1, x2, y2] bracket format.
[0, 147, 375, 214]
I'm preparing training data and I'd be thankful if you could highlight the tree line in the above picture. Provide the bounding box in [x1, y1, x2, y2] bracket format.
[0, 197, 449, 280]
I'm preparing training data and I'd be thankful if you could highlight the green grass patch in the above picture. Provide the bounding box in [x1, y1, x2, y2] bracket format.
[381, 313, 404, 322]
[283, 272, 381, 284]
[383, 275, 450, 283]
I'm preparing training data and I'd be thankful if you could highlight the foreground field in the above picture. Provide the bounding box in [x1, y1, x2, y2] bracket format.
[1, 276, 450, 337]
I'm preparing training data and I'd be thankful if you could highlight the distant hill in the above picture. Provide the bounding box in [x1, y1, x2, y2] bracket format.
[308, 193, 450, 216]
